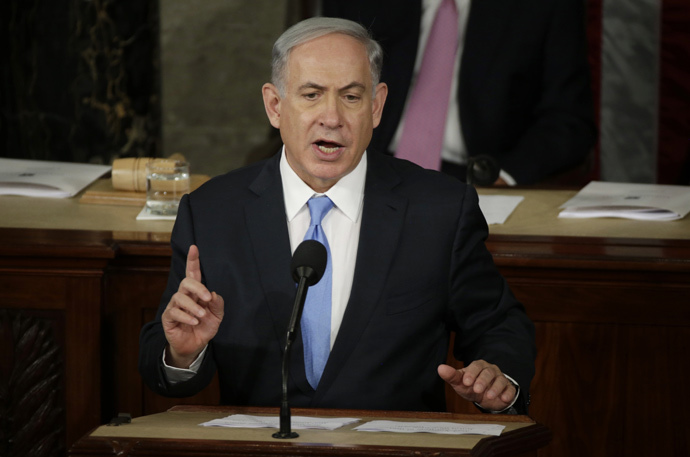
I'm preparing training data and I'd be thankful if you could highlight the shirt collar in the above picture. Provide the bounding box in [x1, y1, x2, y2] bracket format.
[280, 146, 367, 223]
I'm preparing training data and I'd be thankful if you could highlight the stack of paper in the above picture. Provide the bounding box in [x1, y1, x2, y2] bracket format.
[0, 158, 111, 198]
[200, 414, 359, 431]
[199, 414, 505, 436]
[354, 420, 504, 436]
[559, 181, 690, 221]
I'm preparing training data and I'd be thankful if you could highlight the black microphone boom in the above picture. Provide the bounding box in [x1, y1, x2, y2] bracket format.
[286, 240, 327, 344]
[273, 239, 327, 439]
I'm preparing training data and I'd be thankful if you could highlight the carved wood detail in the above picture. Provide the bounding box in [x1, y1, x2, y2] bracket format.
[0, 310, 65, 457]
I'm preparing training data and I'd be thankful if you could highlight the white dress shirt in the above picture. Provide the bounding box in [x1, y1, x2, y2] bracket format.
[281, 148, 365, 348]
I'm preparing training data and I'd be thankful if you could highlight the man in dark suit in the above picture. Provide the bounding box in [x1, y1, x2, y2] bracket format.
[321, 0, 597, 185]
[139, 17, 535, 414]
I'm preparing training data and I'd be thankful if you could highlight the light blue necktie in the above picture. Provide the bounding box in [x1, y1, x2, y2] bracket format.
[301, 196, 334, 389]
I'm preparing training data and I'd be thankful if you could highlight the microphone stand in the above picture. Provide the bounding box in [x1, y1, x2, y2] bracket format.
[272, 275, 309, 439]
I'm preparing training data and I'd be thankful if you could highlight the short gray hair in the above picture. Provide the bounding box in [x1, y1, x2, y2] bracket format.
[271, 17, 383, 96]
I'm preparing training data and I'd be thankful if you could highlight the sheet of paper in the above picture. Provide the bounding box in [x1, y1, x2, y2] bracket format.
[199, 414, 360, 431]
[478, 195, 524, 225]
[0, 158, 110, 198]
[353, 420, 504, 436]
[558, 181, 690, 221]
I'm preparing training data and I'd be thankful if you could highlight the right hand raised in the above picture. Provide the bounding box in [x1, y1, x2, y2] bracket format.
[162, 244, 224, 368]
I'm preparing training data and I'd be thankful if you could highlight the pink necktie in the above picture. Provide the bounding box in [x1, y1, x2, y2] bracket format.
[396, 0, 459, 170]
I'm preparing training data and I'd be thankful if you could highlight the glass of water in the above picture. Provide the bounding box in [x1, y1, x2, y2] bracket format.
[145, 160, 190, 216]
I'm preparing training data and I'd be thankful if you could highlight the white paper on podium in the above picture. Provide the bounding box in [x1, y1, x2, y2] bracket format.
[478, 195, 524, 225]
[354, 420, 504, 436]
[200, 414, 360, 431]
[558, 181, 690, 221]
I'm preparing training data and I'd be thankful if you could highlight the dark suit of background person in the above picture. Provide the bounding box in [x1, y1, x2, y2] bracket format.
[139, 18, 535, 415]
[321, 0, 598, 185]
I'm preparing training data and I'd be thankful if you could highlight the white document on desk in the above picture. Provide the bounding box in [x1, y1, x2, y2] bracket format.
[354, 420, 504, 436]
[200, 414, 360, 430]
[478, 195, 524, 225]
[0, 158, 110, 198]
[558, 181, 690, 221]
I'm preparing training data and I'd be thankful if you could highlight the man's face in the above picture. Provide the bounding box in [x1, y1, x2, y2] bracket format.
[262, 33, 387, 192]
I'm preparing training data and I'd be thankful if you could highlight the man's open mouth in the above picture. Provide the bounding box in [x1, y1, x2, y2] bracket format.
[315, 140, 343, 154]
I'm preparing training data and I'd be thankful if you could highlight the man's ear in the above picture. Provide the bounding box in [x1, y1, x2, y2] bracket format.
[372, 82, 388, 129]
[262, 83, 282, 129]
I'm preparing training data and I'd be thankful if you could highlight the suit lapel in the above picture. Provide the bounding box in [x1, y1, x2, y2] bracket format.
[245, 153, 317, 394]
[244, 155, 298, 354]
[314, 154, 408, 402]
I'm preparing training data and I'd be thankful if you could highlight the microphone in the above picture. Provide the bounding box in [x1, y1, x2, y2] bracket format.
[290, 239, 327, 285]
[273, 239, 327, 439]
[466, 155, 500, 186]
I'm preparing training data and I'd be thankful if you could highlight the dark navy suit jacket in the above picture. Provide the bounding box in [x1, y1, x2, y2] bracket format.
[322, 0, 597, 184]
[139, 151, 535, 413]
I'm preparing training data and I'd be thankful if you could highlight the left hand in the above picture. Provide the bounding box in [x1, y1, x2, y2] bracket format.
[438, 360, 516, 412]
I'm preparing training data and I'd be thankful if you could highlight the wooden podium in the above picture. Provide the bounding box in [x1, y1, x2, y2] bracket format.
[69, 405, 551, 457]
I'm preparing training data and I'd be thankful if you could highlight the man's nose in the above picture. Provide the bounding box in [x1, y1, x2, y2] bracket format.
[318, 95, 343, 129]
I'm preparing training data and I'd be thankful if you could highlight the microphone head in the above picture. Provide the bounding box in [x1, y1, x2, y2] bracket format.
[291, 240, 327, 286]
[466, 155, 500, 186]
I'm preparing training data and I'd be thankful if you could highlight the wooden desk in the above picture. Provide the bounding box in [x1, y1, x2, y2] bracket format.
[1, 185, 689, 457]
[69, 405, 550, 457]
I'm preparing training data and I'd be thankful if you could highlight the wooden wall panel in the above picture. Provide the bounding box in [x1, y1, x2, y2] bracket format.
[497, 261, 690, 457]
[528, 322, 690, 457]
[0, 270, 105, 456]
[102, 268, 170, 420]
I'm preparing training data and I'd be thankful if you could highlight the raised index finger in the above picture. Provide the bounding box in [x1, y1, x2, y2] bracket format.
[186, 244, 202, 282]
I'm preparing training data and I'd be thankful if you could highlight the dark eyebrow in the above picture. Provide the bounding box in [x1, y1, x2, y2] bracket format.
[297, 82, 367, 92]
[298, 82, 326, 92]
[340, 82, 366, 92]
